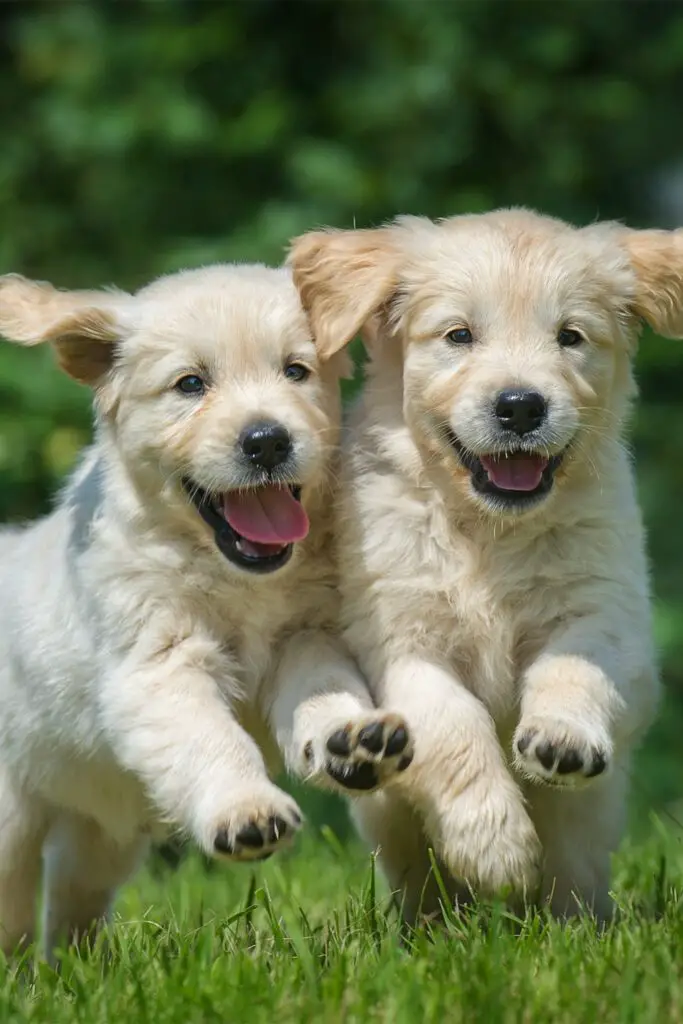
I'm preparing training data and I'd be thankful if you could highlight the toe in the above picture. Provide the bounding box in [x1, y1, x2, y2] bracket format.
[358, 721, 386, 754]
[516, 731, 533, 755]
[534, 740, 556, 771]
[266, 816, 289, 844]
[326, 760, 378, 791]
[214, 828, 234, 855]
[585, 751, 607, 778]
[556, 748, 584, 774]
[384, 725, 409, 757]
[326, 728, 351, 756]
[236, 822, 265, 848]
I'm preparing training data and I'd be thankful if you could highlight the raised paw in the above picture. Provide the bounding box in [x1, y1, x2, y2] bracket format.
[305, 713, 414, 793]
[212, 786, 303, 863]
[513, 716, 610, 787]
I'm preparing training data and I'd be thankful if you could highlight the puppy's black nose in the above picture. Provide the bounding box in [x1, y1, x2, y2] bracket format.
[494, 389, 547, 436]
[240, 421, 292, 471]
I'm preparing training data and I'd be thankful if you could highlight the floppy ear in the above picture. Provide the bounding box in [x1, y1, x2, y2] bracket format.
[0, 274, 131, 386]
[287, 228, 399, 360]
[625, 229, 683, 338]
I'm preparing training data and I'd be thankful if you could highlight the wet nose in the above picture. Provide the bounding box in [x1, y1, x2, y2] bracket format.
[494, 389, 547, 436]
[239, 421, 292, 471]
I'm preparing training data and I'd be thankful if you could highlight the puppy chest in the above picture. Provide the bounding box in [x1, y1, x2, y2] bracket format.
[366, 573, 517, 717]
[227, 617, 299, 701]
[369, 562, 546, 720]
[427, 584, 581, 720]
[444, 597, 518, 718]
[225, 571, 333, 670]
[407, 531, 581, 712]
[228, 629, 278, 696]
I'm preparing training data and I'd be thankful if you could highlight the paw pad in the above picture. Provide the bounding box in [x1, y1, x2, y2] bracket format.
[514, 719, 609, 787]
[318, 713, 414, 793]
[326, 729, 352, 757]
[214, 803, 302, 861]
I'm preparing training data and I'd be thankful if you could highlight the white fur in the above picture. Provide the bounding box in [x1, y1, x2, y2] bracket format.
[289, 209, 674, 923]
[0, 264, 412, 958]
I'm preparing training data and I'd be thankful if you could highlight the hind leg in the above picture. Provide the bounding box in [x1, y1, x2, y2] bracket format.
[526, 760, 628, 923]
[42, 813, 149, 960]
[351, 790, 465, 925]
[0, 769, 49, 955]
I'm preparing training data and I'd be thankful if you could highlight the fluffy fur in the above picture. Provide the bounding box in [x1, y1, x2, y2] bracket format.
[0, 264, 413, 958]
[289, 210, 683, 923]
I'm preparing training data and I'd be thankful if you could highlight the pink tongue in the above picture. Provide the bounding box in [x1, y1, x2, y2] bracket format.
[223, 486, 309, 544]
[479, 453, 548, 492]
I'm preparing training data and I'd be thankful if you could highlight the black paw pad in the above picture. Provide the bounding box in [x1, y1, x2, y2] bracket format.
[358, 722, 385, 754]
[266, 816, 288, 844]
[236, 822, 265, 848]
[516, 732, 532, 756]
[385, 726, 409, 757]
[398, 752, 413, 772]
[214, 828, 234, 855]
[326, 760, 378, 791]
[326, 729, 351, 756]
[556, 748, 584, 775]
[585, 751, 607, 778]
[534, 740, 557, 771]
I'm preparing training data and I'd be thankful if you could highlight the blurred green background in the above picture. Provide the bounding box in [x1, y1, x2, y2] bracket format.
[1, 0, 682, 835]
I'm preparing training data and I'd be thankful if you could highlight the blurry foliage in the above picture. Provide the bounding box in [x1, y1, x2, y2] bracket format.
[1, 0, 683, 820]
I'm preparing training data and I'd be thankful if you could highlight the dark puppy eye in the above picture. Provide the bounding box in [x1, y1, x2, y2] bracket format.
[557, 327, 583, 348]
[175, 374, 206, 395]
[284, 362, 311, 382]
[445, 327, 473, 345]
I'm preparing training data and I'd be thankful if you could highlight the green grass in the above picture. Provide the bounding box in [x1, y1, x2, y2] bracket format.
[3, 823, 683, 1024]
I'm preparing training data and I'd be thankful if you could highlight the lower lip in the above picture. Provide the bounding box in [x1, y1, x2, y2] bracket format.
[218, 529, 294, 573]
[182, 480, 297, 573]
[446, 435, 564, 507]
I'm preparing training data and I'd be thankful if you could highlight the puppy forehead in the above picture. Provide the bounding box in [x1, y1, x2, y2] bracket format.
[397, 213, 632, 329]
[132, 264, 313, 363]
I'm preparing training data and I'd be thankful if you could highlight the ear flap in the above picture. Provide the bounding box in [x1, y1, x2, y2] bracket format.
[287, 228, 399, 360]
[625, 229, 683, 338]
[0, 274, 130, 386]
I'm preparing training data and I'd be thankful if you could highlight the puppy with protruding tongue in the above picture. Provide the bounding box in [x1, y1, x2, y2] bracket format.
[223, 486, 310, 558]
[480, 452, 548, 493]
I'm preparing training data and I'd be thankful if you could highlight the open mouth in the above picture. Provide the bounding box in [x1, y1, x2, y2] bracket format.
[183, 480, 309, 573]
[447, 432, 565, 510]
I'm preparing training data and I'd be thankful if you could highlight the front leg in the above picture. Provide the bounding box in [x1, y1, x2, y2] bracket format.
[513, 616, 658, 920]
[513, 615, 658, 788]
[101, 634, 302, 863]
[266, 630, 413, 794]
[378, 656, 541, 899]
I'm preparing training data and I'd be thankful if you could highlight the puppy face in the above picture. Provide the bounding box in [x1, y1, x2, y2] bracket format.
[290, 210, 683, 517]
[0, 265, 346, 574]
[393, 212, 635, 514]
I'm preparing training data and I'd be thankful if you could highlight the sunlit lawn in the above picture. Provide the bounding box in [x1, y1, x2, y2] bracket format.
[3, 817, 683, 1024]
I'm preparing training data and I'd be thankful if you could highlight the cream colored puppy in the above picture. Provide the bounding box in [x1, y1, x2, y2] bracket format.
[0, 264, 413, 957]
[289, 209, 681, 923]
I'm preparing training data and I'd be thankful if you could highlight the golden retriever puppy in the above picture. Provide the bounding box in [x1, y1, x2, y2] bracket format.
[0, 264, 413, 957]
[289, 209, 680, 923]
